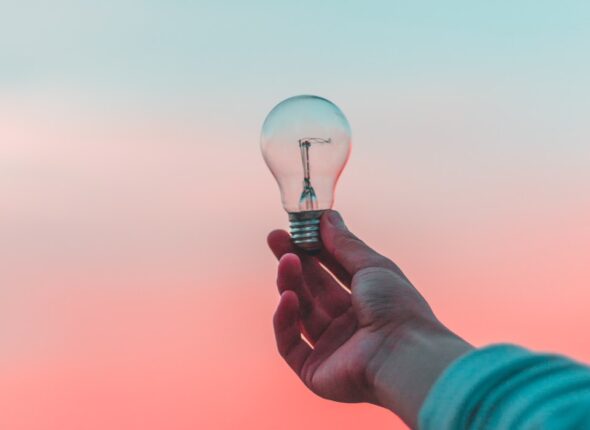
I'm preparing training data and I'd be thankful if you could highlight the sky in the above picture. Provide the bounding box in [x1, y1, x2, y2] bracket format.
[1, 1, 590, 429]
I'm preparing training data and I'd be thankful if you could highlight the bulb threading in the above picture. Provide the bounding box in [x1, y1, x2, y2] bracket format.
[288, 210, 324, 252]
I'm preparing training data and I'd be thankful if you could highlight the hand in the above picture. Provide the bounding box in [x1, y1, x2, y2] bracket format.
[268, 210, 472, 428]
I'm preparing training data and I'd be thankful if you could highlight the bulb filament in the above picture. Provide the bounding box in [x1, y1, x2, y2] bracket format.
[298, 137, 331, 211]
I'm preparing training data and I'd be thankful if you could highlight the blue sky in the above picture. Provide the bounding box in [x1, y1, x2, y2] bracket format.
[3, 1, 589, 103]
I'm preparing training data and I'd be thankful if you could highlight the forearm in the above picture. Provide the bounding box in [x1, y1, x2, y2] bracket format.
[369, 320, 473, 429]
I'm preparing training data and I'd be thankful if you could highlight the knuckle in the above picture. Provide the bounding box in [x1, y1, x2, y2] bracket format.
[354, 267, 395, 283]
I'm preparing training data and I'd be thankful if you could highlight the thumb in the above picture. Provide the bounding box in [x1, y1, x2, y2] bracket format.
[320, 210, 398, 276]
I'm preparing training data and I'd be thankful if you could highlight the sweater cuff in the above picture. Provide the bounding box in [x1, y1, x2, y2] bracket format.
[418, 343, 531, 430]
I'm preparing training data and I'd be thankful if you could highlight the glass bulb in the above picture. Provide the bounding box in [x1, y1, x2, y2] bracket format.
[260, 95, 351, 251]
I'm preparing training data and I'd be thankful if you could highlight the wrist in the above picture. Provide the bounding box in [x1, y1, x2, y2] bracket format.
[368, 318, 473, 428]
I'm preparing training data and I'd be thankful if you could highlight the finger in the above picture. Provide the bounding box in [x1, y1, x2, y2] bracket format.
[273, 291, 312, 375]
[268, 230, 352, 316]
[304, 308, 358, 377]
[277, 254, 332, 343]
[320, 210, 406, 278]
[315, 248, 352, 288]
[269, 229, 352, 289]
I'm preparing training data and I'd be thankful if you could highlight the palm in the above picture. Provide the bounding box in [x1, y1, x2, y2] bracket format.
[304, 317, 392, 403]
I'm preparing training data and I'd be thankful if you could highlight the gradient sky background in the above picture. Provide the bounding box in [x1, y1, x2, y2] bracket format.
[2, 1, 590, 429]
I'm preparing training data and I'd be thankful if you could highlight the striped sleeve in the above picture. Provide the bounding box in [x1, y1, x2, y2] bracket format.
[419, 344, 590, 430]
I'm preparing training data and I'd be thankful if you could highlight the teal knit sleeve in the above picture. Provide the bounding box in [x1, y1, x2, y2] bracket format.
[418, 344, 590, 430]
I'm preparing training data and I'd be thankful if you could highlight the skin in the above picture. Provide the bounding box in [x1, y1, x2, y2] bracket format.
[268, 210, 473, 429]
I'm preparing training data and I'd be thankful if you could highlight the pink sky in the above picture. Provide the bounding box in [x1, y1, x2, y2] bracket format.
[2, 87, 589, 429]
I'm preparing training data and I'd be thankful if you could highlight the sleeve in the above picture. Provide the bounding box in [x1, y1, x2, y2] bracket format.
[418, 344, 590, 430]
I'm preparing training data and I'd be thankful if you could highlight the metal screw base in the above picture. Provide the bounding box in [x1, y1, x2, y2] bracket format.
[288, 210, 325, 252]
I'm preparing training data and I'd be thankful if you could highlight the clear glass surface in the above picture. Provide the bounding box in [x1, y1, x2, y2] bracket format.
[260, 95, 351, 213]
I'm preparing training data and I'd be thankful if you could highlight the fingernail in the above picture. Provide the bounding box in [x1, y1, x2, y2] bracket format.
[326, 210, 345, 227]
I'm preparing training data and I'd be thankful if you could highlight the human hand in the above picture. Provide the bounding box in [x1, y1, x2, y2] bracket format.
[268, 210, 472, 428]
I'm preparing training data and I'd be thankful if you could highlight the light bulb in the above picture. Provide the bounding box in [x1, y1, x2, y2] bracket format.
[260, 95, 351, 251]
